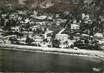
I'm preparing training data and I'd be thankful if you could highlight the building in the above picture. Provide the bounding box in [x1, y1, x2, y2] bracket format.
[71, 24, 80, 30]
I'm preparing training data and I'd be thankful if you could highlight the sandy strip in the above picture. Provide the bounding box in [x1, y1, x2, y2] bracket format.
[0, 44, 104, 61]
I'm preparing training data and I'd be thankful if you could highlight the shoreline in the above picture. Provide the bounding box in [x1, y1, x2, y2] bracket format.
[0, 44, 104, 61]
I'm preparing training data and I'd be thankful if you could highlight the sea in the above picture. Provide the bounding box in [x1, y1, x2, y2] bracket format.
[0, 48, 104, 72]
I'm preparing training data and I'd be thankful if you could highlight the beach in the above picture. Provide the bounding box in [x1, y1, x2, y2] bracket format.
[0, 44, 104, 72]
[0, 49, 104, 72]
[0, 44, 104, 59]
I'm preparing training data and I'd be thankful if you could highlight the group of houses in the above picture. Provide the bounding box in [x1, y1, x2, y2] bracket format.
[0, 0, 104, 50]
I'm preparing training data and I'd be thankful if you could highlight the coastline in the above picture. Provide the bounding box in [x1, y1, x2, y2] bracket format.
[0, 44, 104, 61]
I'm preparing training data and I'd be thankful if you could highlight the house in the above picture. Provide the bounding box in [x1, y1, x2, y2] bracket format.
[36, 15, 47, 20]
[56, 34, 68, 42]
[71, 24, 80, 30]
[56, 28, 69, 42]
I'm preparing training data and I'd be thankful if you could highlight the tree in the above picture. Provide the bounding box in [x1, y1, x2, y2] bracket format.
[24, 0, 35, 8]
[78, 0, 104, 35]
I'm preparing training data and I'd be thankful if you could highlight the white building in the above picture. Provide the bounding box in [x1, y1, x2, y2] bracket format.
[71, 24, 80, 30]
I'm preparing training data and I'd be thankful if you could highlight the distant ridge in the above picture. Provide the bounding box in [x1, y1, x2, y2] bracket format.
[46, 2, 79, 12]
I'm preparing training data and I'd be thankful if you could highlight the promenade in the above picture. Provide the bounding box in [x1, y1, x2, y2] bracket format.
[0, 44, 104, 61]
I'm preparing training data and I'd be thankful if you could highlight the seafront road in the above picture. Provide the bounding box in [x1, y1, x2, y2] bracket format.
[0, 44, 104, 61]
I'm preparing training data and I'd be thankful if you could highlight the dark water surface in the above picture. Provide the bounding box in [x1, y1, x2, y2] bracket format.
[0, 49, 103, 72]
